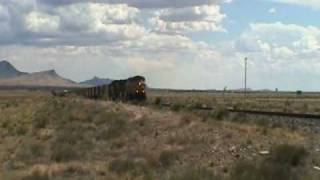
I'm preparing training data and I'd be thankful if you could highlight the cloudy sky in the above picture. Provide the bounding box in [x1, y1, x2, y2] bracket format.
[0, 0, 320, 90]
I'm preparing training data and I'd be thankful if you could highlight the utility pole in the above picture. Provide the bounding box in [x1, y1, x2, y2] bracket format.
[244, 57, 248, 102]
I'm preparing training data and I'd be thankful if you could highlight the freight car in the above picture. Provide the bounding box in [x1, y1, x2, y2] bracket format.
[68, 76, 146, 101]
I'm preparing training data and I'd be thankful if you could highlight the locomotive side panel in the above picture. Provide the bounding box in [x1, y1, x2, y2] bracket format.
[109, 80, 126, 101]
[101, 85, 109, 100]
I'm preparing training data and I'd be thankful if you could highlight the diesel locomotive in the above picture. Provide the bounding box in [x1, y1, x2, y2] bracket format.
[54, 76, 146, 101]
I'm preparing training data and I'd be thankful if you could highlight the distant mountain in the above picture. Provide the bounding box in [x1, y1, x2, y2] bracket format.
[0, 69, 82, 88]
[80, 76, 113, 86]
[0, 60, 27, 79]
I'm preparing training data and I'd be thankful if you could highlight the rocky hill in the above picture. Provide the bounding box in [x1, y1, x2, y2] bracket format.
[0, 69, 81, 88]
[0, 60, 27, 79]
[80, 76, 113, 86]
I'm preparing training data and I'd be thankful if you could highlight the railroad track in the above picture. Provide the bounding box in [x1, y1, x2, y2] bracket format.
[227, 109, 320, 119]
[160, 103, 320, 119]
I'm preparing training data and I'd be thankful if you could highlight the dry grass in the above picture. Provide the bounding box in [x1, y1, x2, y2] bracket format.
[147, 89, 320, 114]
[0, 90, 319, 179]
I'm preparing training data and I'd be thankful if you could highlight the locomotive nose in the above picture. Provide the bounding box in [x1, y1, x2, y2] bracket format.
[136, 90, 145, 93]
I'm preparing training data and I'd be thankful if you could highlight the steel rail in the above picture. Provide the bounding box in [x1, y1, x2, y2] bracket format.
[160, 103, 320, 119]
[227, 109, 320, 119]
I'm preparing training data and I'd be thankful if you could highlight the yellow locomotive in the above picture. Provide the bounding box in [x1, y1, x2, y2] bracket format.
[71, 76, 146, 101]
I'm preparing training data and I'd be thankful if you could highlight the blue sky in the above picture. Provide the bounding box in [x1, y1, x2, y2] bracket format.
[0, 0, 320, 91]
[193, 0, 320, 43]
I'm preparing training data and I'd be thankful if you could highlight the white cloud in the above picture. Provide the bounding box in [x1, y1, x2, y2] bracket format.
[150, 5, 226, 33]
[249, 22, 320, 51]
[24, 11, 60, 34]
[228, 22, 320, 90]
[0, 4, 10, 34]
[0, 0, 227, 45]
[268, 7, 276, 14]
[0, 1, 147, 45]
[37, 0, 230, 9]
[55, 3, 146, 43]
[271, 0, 320, 9]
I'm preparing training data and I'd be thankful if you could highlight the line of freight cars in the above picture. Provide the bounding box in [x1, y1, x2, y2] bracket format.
[53, 76, 147, 101]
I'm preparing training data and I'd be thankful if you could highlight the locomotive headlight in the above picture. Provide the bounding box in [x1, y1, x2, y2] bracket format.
[136, 90, 139, 94]
[139, 82, 141, 86]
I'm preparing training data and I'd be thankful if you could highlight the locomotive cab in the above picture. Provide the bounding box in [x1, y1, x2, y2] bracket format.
[135, 80, 146, 100]
[126, 76, 146, 101]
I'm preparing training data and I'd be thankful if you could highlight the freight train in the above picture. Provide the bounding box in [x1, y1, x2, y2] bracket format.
[53, 76, 146, 101]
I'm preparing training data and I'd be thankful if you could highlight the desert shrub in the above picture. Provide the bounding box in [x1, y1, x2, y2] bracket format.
[230, 160, 292, 180]
[296, 90, 303, 96]
[4, 102, 11, 108]
[196, 111, 212, 122]
[232, 102, 242, 110]
[1, 120, 9, 129]
[135, 116, 148, 127]
[253, 117, 270, 127]
[154, 97, 162, 105]
[33, 114, 49, 129]
[32, 100, 62, 129]
[94, 111, 127, 126]
[190, 101, 203, 109]
[158, 150, 179, 167]
[109, 157, 152, 178]
[54, 124, 85, 145]
[96, 116, 127, 140]
[143, 152, 159, 169]
[179, 114, 192, 125]
[230, 144, 308, 180]
[96, 128, 113, 140]
[270, 121, 283, 129]
[51, 123, 92, 161]
[269, 144, 307, 167]
[230, 161, 260, 180]
[16, 141, 44, 163]
[94, 111, 111, 125]
[169, 166, 221, 180]
[51, 143, 78, 162]
[109, 158, 136, 175]
[261, 127, 268, 135]
[229, 113, 248, 123]
[6, 124, 17, 136]
[212, 107, 229, 120]
[171, 103, 184, 112]
[166, 133, 201, 146]
[104, 121, 126, 139]
[284, 100, 293, 112]
[69, 108, 91, 122]
[22, 170, 49, 180]
[59, 165, 90, 177]
[15, 125, 27, 136]
[301, 103, 309, 113]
